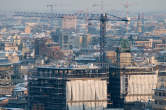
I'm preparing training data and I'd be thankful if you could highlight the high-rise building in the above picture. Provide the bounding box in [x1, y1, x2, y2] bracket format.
[62, 16, 77, 31]
[109, 46, 158, 108]
[152, 64, 166, 110]
[28, 64, 109, 110]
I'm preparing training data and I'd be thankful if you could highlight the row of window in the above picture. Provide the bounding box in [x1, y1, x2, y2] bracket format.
[155, 100, 166, 105]
[155, 91, 166, 97]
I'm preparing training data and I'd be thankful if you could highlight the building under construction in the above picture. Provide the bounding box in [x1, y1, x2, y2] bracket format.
[152, 63, 166, 110]
[28, 64, 109, 110]
[110, 64, 158, 107]
[109, 45, 158, 108]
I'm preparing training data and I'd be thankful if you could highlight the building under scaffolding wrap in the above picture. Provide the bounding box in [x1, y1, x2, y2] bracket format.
[28, 64, 109, 110]
[110, 65, 158, 108]
[108, 42, 158, 108]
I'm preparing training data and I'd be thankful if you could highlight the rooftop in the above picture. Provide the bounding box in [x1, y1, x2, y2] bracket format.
[37, 63, 100, 70]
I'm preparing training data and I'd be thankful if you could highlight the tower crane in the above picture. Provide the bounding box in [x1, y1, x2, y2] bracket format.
[47, 4, 56, 13]
[14, 11, 129, 64]
[94, 13, 129, 63]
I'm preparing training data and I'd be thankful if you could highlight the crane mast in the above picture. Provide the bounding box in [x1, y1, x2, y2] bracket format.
[100, 14, 107, 63]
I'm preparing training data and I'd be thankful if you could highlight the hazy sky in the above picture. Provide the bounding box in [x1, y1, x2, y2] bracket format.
[0, 0, 166, 12]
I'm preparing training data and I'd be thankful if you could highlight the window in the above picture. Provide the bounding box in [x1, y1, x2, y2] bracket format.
[155, 100, 157, 104]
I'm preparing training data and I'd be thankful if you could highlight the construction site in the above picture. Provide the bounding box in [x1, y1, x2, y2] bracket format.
[110, 64, 158, 107]
[7, 2, 161, 110]
[108, 44, 159, 109]
[28, 64, 109, 110]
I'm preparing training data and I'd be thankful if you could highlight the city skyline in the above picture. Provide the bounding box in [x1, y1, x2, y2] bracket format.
[1, 0, 166, 109]
[0, 0, 166, 13]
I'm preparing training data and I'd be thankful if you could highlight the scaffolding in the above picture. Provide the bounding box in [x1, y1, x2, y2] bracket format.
[28, 64, 109, 110]
[109, 65, 158, 108]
